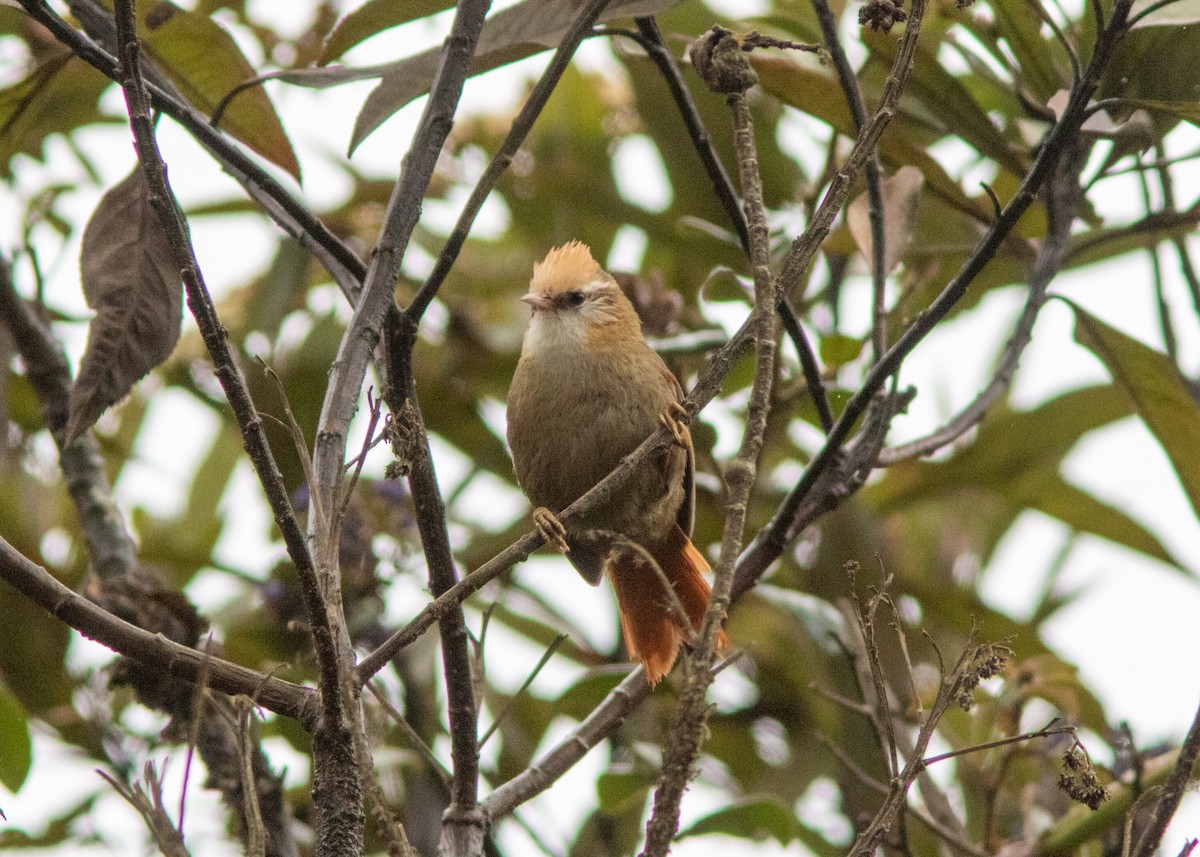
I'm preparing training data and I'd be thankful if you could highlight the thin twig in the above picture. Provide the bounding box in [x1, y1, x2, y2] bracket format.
[234, 699, 267, 857]
[809, 0, 890, 363]
[406, 0, 615, 322]
[366, 681, 453, 787]
[99, 762, 191, 857]
[627, 17, 835, 433]
[878, 133, 1088, 463]
[352, 695, 419, 857]
[924, 722, 1077, 766]
[479, 634, 568, 747]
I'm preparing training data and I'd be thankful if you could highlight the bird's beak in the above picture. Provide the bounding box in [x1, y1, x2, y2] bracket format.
[521, 292, 555, 312]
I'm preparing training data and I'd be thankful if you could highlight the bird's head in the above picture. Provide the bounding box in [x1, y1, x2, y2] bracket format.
[521, 242, 640, 343]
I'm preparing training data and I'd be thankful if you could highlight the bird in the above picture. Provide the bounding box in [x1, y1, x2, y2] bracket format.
[506, 241, 728, 685]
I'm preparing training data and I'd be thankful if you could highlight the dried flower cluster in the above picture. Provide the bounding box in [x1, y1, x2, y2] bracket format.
[858, 0, 908, 32]
[1059, 745, 1107, 810]
[955, 643, 1010, 711]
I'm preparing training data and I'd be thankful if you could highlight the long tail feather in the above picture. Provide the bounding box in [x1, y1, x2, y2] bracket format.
[607, 525, 729, 686]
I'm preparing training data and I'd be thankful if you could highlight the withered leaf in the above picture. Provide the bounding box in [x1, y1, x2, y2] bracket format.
[67, 168, 182, 443]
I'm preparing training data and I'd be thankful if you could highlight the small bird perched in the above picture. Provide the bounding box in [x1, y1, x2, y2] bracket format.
[507, 241, 728, 685]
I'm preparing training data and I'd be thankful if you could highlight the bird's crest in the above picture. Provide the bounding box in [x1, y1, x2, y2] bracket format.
[530, 241, 605, 294]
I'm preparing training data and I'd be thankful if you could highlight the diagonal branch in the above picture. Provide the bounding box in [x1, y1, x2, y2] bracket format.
[407, 0, 615, 322]
[808, 0, 890, 362]
[0, 257, 136, 581]
[878, 130, 1090, 463]
[743, 0, 1134, 573]
[1131, 697, 1200, 857]
[0, 538, 314, 721]
[108, 0, 339, 731]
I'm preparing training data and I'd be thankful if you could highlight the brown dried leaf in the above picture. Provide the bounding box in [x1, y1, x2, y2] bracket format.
[846, 165, 925, 278]
[67, 169, 182, 443]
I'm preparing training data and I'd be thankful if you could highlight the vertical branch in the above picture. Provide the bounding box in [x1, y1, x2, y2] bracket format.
[1131, 698, 1200, 857]
[304, 4, 489, 854]
[383, 312, 486, 856]
[641, 30, 779, 856]
[310, 0, 490, 529]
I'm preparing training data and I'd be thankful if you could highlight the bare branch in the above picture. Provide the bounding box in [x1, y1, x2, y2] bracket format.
[642, 28, 779, 854]
[0, 537, 314, 720]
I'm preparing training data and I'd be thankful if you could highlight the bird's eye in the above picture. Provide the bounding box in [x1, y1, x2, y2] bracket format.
[561, 290, 586, 308]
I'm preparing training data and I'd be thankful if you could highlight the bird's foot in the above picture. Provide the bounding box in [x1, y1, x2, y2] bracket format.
[532, 507, 570, 554]
[658, 401, 690, 448]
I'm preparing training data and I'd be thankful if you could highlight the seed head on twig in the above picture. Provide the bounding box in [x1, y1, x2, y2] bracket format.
[689, 26, 757, 94]
[1059, 744, 1108, 810]
[858, 0, 908, 32]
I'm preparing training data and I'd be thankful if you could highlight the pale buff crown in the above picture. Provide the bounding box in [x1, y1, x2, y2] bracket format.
[529, 241, 608, 294]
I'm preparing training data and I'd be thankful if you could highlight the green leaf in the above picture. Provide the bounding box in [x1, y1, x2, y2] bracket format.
[819, 333, 866, 369]
[678, 795, 797, 845]
[0, 53, 115, 180]
[863, 30, 1029, 178]
[1013, 470, 1190, 574]
[990, 0, 1069, 102]
[596, 769, 654, 813]
[1131, 0, 1200, 25]
[136, 1, 300, 180]
[1110, 98, 1200, 124]
[321, 0, 456, 64]
[1067, 301, 1200, 525]
[0, 682, 32, 793]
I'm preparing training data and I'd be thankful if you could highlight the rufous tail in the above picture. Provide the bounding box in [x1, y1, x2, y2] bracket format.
[607, 524, 730, 686]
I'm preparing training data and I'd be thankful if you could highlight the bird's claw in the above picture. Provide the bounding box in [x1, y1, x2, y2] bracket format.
[533, 507, 570, 554]
[659, 402, 689, 448]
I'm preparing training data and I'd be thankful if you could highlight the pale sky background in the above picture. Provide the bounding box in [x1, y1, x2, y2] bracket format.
[2, 0, 1200, 854]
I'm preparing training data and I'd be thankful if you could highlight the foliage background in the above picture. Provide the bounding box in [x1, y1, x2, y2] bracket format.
[1, 0, 1200, 854]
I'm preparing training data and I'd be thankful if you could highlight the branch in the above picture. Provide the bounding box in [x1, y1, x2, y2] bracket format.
[0, 256, 136, 581]
[1131, 697, 1200, 857]
[107, 3, 356, 853]
[304, 3, 492, 856]
[482, 669, 649, 819]
[642, 28, 780, 855]
[742, 0, 1134, 574]
[99, 762, 191, 857]
[308, 0, 490, 535]
[383, 316, 485, 855]
[0, 538, 314, 721]
[808, 0, 889, 363]
[878, 130, 1090, 463]
[408, 0, 615, 322]
[626, 17, 834, 433]
[1, 258, 301, 857]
